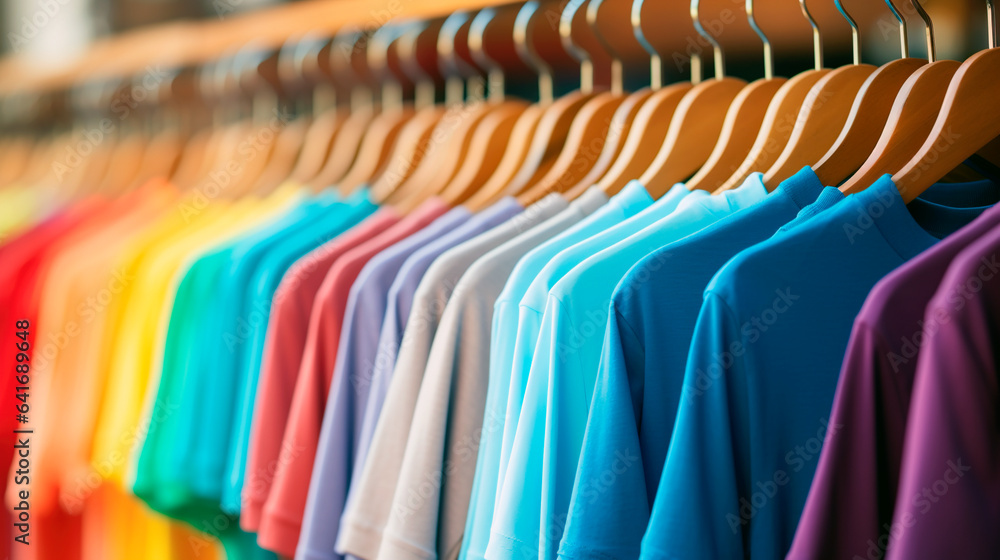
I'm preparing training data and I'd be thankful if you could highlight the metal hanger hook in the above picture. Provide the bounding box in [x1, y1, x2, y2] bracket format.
[560, 0, 594, 94]
[690, 0, 725, 81]
[909, 0, 935, 62]
[745, 0, 772, 80]
[988, 0, 997, 49]
[514, 1, 554, 104]
[799, 0, 823, 70]
[587, 0, 623, 94]
[834, 0, 860, 65]
[631, 0, 662, 89]
[883, 0, 908, 58]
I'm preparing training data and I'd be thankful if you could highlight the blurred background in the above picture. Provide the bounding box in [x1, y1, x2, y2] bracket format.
[0, 0, 995, 132]
[0, 0, 992, 70]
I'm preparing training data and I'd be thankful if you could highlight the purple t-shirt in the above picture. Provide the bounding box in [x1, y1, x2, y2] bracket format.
[885, 225, 1000, 560]
[790, 204, 1000, 560]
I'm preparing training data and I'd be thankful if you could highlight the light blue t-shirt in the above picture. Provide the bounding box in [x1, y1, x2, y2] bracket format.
[493, 183, 689, 523]
[642, 176, 997, 560]
[461, 183, 666, 560]
[487, 177, 769, 560]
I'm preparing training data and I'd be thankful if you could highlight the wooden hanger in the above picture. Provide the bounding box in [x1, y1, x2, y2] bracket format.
[517, 0, 628, 205]
[812, 0, 926, 187]
[335, 21, 436, 195]
[477, 0, 599, 202]
[392, 0, 585, 211]
[841, 2, 962, 195]
[587, 0, 691, 196]
[447, 5, 547, 210]
[760, 0, 877, 189]
[249, 36, 333, 195]
[288, 38, 350, 185]
[686, 0, 786, 192]
[307, 29, 380, 191]
[713, 0, 835, 193]
[379, 10, 530, 212]
[559, 0, 656, 201]
[892, 3, 1000, 202]
[439, 9, 535, 206]
[637, 0, 746, 198]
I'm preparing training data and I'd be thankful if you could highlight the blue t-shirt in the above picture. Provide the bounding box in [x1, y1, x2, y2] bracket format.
[488, 178, 769, 560]
[558, 169, 832, 560]
[641, 176, 997, 560]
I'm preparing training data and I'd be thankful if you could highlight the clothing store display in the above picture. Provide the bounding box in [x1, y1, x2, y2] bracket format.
[5, 1, 1000, 559]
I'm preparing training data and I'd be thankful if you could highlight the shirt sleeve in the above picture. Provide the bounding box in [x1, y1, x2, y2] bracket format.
[487, 300, 557, 560]
[559, 307, 648, 560]
[887, 290, 1000, 559]
[643, 292, 748, 560]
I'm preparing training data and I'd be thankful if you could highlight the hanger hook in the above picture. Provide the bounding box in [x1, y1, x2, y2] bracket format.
[799, 0, 823, 70]
[631, 0, 662, 89]
[468, 9, 505, 102]
[514, 1, 553, 104]
[369, 22, 413, 110]
[988, 0, 997, 49]
[560, 0, 594, 94]
[438, 13, 472, 105]
[745, 0, 772, 80]
[909, 0, 935, 62]
[833, 0, 860, 65]
[587, 0, 623, 95]
[883, 0, 908, 58]
[690, 0, 725, 81]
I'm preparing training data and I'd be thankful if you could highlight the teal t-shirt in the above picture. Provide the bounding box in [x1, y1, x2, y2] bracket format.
[487, 177, 769, 560]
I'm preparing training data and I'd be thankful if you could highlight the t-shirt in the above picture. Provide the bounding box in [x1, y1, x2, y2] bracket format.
[140, 192, 337, 510]
[494, 183, 688, 526]
[31, 182, 180, 560]
[131, 186, 309, 560]
[380, 192, 611, 560]
[561, 170, 830, 560]
[93, 193, 280, 560]
[886, 225, 1000, 559]
[642, 176, 995, 560]
[0, 200, 106, 560]
[337, 195, 566, 560]
[242, 208, 401, 531]
[489, 179, 768, 560]
[790, 200, 1000, 560]
[259, 199, 449, 557]
[296, 201, 518, 560]
[462, 187, 609, 560]
[223, 189, 378, 514]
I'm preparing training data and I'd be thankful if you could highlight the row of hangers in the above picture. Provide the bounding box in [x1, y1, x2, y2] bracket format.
[0, 0, 999, 212]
